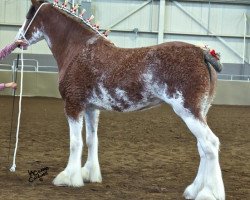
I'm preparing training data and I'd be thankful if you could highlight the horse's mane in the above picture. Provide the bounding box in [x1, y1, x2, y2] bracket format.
[26, 1, 107, 39]
[52, 3, 107, 39]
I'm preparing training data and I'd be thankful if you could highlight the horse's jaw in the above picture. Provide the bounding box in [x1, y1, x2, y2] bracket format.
[43, 33, 52, 49]
[27, 28, 44, 45]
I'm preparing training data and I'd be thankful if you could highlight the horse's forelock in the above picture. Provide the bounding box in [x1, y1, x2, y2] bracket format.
[26, 0, 49, 20]
[26, 5, 36, 19]
[37, 0, 49, 5]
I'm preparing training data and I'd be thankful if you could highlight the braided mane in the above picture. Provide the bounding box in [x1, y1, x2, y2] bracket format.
[52, 1, 108, 39]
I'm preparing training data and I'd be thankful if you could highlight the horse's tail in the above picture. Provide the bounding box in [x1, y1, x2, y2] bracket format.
[203, 49, 223, 73]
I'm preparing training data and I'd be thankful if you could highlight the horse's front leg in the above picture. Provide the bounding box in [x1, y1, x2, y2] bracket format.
[53, 113, 84, 187]
[82, 108, 102, 183]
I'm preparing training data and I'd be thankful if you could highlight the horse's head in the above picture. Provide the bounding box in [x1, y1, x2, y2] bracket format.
[16, 0, 50, 48]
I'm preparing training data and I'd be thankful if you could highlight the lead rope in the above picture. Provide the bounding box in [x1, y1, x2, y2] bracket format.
[10, 47, 24, 172]
[9, 2, 49, 172]
[8, 54, 19, 162]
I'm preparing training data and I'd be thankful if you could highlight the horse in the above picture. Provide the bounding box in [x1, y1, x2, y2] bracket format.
[17, 0, 225, 199]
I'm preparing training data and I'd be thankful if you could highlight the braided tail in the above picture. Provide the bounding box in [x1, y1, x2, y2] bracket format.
[203, 50, 223, 73]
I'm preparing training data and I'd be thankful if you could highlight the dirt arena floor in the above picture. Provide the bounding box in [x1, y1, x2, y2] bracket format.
[0, 96, 249, 200]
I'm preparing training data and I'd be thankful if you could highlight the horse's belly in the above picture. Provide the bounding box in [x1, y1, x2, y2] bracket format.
[89, 98, 162, 112]
[87, 87, 162, 112]
[125, 99, 163, 112]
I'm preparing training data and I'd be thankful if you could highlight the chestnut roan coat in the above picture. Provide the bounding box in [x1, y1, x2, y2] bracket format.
[18, 1, 225, 199]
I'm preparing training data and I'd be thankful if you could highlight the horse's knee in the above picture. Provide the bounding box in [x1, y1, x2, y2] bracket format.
[68, 116, 84, 152]
[65, 101, 83, 120]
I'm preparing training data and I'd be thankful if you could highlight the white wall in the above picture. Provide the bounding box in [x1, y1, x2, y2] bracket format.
[93, 0, 250, 64]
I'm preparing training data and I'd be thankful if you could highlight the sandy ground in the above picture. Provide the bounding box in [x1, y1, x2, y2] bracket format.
[0, 96, 249, 200]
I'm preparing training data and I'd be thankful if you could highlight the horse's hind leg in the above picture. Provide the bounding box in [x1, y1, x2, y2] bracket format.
[53, 113, 84, 187]
[183, 117, 225, 200]
[164, 94, 225, 200]
[82, 108, 102, 183]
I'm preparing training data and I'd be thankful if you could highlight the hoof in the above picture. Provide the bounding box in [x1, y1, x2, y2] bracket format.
[195, 187, 224, 200]
[82, 166, 90, 182]
[184, 183, 200, 199]
[82, 164, 102, 183]
[53, 171, 84, 187]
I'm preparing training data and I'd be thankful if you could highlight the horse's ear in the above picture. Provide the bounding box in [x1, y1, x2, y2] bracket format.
[31, 0, 39, 7]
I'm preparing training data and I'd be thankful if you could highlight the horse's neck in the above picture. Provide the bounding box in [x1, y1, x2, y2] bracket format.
[41, 7, 98, 71]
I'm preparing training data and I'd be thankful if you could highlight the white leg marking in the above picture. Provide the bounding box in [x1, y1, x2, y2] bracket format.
[159, 90, 224, 200]
[82, 108, 102, 183]
[184, 141, 206, 199]
[183, 117, 225, 200]
[28, 28, 44, 45]
[53, 115, 84, 187]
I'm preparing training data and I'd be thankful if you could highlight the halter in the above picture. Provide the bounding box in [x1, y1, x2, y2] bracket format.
[16, 3, 49, 45]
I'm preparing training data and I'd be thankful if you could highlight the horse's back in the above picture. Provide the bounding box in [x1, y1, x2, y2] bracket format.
[111, 41, 217, 116]
[112, 41, 214, 96]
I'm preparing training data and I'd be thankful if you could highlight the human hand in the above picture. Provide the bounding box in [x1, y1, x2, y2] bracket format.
[15, 40, 28, 47]
[5, 82, 17, 89]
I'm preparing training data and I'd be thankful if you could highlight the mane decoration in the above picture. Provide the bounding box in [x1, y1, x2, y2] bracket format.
[70, 4, 79, 14]
[53, 0, 110, 38]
